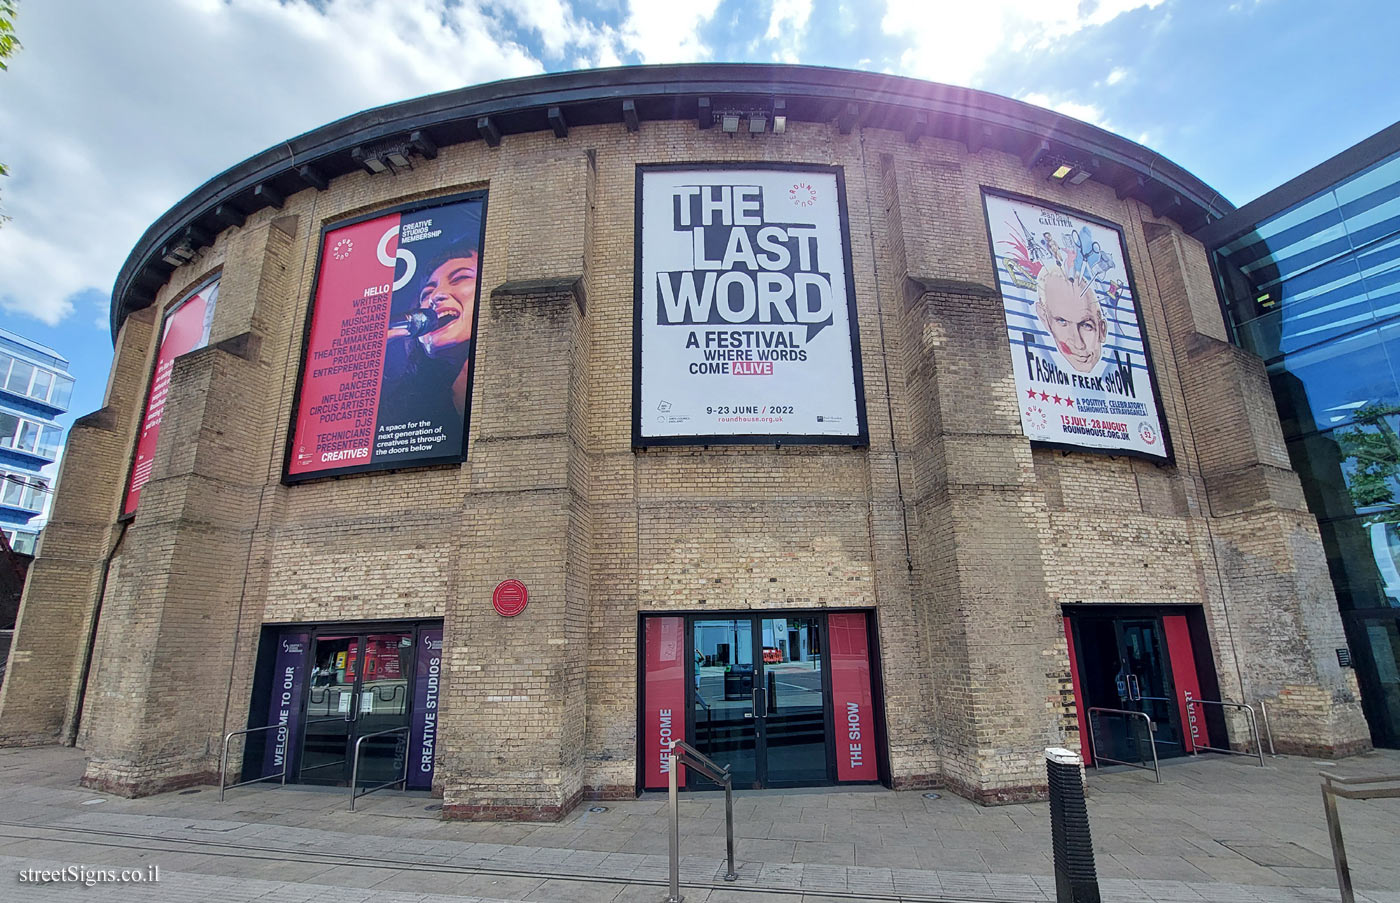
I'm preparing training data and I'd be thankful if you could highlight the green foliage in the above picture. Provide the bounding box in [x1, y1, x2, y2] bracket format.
[0, 1, 18, 71]
[0, 0, 15, 224]
[1335, 402, 1400, 524]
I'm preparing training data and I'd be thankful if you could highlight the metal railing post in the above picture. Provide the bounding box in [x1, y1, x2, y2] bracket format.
[666, 751, 682, 903]
[723, 779, 737, 882]
[662, 739, 738, 901]
[1321, 776, 1355, 903]
[1086, 707, 1160, 782]
[1258, 699, 1277, 756]
[1180, 699, 1264, 764]
[1319, 771, 1400, 903]
[349, 726, 411, 811]
[219, 723, 297, 801]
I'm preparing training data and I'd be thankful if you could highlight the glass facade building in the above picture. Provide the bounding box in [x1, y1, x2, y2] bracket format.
[1207, 124, 1400, 748]
[0, 328, 73, 556]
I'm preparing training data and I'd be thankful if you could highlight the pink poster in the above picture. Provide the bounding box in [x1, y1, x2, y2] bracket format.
[123, 280, 219, 515]
[1163, 615, 1206, 752]
[829, 611, 878, 781]
[643, 617, 686, 789]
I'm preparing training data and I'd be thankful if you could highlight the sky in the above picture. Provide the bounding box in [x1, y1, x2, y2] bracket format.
[0, 0, 1397, 522]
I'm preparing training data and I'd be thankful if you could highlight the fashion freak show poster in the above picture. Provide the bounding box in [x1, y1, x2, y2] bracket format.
[983, 190, 1170, 460]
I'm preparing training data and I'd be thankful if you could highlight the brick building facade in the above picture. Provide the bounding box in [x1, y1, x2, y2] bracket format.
[0, 65, 1371, 818]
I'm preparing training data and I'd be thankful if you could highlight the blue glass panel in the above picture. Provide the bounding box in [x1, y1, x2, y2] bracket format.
[1269, 328, 1400, 436]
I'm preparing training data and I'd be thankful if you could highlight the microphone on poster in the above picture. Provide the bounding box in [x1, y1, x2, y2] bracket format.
[386, 309, 458, 339]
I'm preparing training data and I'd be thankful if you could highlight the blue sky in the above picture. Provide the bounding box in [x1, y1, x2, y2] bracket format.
[0, 0, 1397, 498]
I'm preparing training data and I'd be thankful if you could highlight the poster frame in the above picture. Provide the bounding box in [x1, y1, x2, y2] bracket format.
[281, 190, 489, 485]
[979, 187, 1175, 464]
[631, 162, 869, 449]
[118, 270, 222, 521]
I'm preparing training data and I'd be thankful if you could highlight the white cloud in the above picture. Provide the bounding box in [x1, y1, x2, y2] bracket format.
[0, 0, 545, 328]
[620, 0, 720, 64]
[1018, 91, 1114, 132]
[881, 0, 1165, 87]
[494, 0, 624, 67]
[1106, 66, 1128, 86]
[766, 0, 813, 64]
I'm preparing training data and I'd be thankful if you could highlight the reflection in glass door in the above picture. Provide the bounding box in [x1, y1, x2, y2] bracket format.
[760, 617, 827, 785]
[691, 618, 758, 787]
[1359, 616, 1400, 747]
[302, 634, 356, 784]
[300, 630, 414, 786]
[689, 616, 831, 788]
[1116, 619, 1185, 756]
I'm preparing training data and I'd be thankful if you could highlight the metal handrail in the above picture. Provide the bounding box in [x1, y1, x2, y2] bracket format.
[666, 739, 738, 903]
[219, 724, 287, 801]
[349, 726, 411, 810]
[1086, 707, 1160, 783]
[1258, 699, 1277, 756]
[220, 716, 344, 800]
[1184, 698, 1264, 765]
[1321, 771, 1400, 903]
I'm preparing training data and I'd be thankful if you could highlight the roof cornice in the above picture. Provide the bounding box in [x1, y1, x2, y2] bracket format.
[111, 63, 1233, 340]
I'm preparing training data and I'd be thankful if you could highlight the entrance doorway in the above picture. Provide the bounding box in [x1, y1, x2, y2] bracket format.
[1065, 608, 1216, 765]
[690, 615, 827, 787]
[301, 630, 413, 786]
[246, 621, 443, 791]
[641, 610, 882, 791]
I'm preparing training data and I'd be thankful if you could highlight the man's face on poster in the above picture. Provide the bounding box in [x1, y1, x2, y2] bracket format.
[1037, 271, 1106, 373]
[416, 252, 478, 356]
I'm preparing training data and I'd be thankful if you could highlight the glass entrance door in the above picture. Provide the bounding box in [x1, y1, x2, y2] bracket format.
[1071, 614, 1187, 763]
[1115, 619, 1186, 756]
[689, 616, 831, 788]
[691, 618, 758, 787]
[300, 629, 414, 786]
[759, 617, 827, 785]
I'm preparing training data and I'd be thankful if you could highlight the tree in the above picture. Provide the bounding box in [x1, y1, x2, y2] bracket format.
[1334, 402, 1400, 524]
[0, 1, 17, 71]
[0, 0, 18, 223]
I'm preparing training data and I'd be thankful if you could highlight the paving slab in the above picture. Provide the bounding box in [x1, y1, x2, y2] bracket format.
[1, 745, 1399, 902]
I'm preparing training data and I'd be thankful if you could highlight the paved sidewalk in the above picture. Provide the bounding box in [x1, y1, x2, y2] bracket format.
[0, 745, 1396, 901]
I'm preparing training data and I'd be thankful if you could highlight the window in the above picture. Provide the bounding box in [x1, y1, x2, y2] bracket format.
[15, 421, 38, 453]
[0, 353, 12, 386]
[30, 368, 53, 402]
[50, 375, 74, 409]
[20, 477, 47, 511]
[1, 473, 21, 507]
[5, 359, 33, 395]
[36, 425, 61, 459]
[0, 413, 61, 458]
[10, 531, 36, 555]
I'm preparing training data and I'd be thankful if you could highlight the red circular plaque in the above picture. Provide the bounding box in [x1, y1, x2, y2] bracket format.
[492, 580, 528, 617]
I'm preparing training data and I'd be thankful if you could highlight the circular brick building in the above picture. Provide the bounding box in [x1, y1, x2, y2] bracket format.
[0, 64, 1371, 817]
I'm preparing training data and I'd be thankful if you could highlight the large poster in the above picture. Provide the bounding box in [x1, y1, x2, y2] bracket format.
[635, 165, 867, 445]
[123, 278, 219, 516]
[642, 616, 686, 789]
[407, 626, 443, 790]
[983, 191, 1169, 459]
[828, 612, 878, 782]
[286, 194, 486, 481]
[261, 630, 309, 778]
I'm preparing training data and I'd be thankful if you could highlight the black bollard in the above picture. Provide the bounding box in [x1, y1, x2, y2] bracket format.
[1046, 747, 1100, 903]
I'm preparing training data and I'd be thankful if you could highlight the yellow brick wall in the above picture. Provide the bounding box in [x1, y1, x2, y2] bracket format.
[0, 113, 1371, 811]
